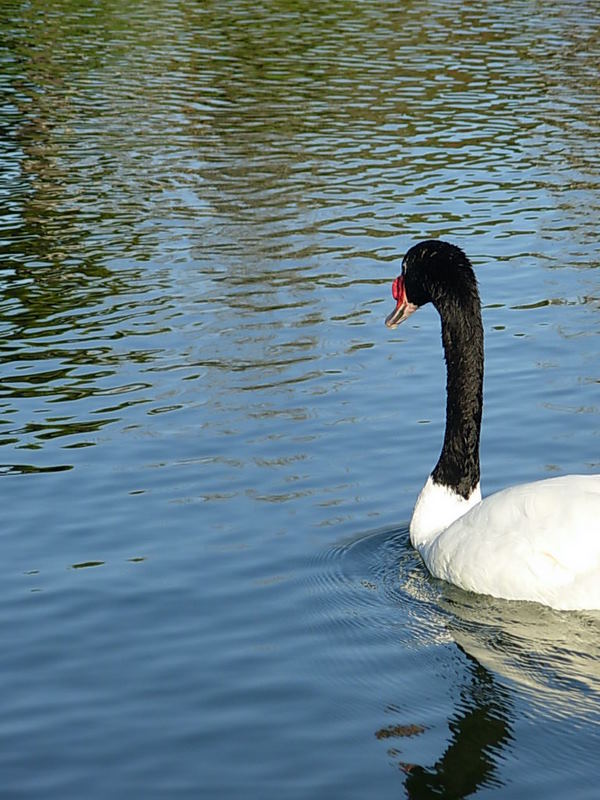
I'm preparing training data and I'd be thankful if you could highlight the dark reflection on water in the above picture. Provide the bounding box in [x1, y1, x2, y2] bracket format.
[398, 658, 512, 799]
[316, 525, 600, 798]
[1, 0, 600, 797]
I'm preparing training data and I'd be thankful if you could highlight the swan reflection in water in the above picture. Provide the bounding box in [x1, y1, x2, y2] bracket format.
[324, 526, 600, 797]
[377, 562, 600, 798]
[376, 652, 512, 798]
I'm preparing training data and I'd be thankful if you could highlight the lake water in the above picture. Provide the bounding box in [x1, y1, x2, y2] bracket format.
[1, 1, 599, 797]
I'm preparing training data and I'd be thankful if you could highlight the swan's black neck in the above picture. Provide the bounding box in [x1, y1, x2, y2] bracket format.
[431, 288, 483, 499]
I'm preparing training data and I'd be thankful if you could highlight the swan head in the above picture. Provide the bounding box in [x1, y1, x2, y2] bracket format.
[385, 240, 478, 329]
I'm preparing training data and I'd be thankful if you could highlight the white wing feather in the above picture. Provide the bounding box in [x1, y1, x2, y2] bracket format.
[419, 475, 600, 610]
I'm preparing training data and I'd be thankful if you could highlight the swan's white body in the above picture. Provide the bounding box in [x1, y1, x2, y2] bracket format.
[410, 474, 600, 610]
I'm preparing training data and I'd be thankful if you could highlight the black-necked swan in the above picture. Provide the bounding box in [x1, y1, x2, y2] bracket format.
[385, 239, 600, 610]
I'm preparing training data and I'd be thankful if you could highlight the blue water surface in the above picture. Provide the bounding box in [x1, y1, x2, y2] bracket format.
[1, 1, 599, 797]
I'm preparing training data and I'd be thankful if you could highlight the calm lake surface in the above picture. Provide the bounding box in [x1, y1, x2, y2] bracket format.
[1, 1, 599, 797]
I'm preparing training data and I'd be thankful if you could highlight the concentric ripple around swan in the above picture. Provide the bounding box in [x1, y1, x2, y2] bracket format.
[310, 527, 600, 722]
[309, 526, 453, 645]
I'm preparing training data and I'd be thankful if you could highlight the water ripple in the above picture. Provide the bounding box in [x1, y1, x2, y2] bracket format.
[311, 526, 600, 722]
